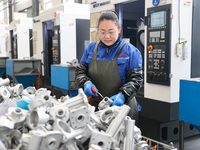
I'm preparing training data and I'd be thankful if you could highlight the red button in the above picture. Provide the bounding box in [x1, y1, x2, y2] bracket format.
[148, 45, 153, 50]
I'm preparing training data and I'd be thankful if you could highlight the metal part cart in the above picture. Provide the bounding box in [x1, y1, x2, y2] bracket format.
[6, 59, 41, 88]
[0, 57, 8, 77]
[179, 78, 200, 150]
[51, 64, 78, 97]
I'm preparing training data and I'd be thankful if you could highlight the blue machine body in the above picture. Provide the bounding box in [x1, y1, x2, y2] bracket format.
[14, 75, 39, 88]
[51, 65, 78, 97]
[6, 59, 41, 88]
[0, 67, 6, 77]
[179, 79, 200, 127]
[0, 57, 8, 77]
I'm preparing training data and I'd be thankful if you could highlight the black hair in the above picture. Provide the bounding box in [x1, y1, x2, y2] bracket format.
[97, 11, 119, 28]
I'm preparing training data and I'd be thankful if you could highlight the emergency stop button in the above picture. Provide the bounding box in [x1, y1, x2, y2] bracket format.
[148, 45, 153, 50]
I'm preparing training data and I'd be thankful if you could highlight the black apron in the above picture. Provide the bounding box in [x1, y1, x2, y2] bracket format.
[88, 41, 138, 122]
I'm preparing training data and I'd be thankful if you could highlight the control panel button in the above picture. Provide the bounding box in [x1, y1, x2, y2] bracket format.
[148, 45, 153, 50]
[161, 60, 165, 65]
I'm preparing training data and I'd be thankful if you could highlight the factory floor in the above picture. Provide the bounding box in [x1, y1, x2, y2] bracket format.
[172, 134, 200, 150]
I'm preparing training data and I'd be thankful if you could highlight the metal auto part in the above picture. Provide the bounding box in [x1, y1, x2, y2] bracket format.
[10, 84, 24, 97]
[0, 78, 10, 87]
[6, 107, 28, 129]
[0, 83, 177, 150]
[98, 97, 113, 110]
[25, 130, 63, 150]
[26, 107, 49, 129]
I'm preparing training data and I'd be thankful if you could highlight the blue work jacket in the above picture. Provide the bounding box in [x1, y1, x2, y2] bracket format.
[80, 38, 142, 83]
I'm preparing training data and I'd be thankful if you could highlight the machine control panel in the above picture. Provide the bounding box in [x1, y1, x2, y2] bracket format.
[146, 4, 171, 85]
[52, 26, 60, 64]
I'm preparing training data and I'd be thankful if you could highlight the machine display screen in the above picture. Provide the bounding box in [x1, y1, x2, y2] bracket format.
[151, 11, 166, 28]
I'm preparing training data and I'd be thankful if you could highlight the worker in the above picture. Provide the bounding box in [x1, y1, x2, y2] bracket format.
[75, 11, 143, 121]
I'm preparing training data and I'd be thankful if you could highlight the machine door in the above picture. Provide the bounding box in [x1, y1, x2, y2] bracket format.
[29, 29, 33, 57]
[146, 4, 171, 85]
[10, 30, 18, 59]
[43, 21, 53, 78]
[52, 26, 60, 64]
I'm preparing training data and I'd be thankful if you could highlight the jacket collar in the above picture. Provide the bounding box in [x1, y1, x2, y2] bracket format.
[99, 36, 121, 49]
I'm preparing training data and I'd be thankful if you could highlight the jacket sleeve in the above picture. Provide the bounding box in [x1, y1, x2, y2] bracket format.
[75, 63, 91, 88]
[119, 68, 143, 101]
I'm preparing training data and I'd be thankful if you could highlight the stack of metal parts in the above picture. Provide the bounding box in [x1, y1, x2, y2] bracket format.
[0, 78, 149, 150]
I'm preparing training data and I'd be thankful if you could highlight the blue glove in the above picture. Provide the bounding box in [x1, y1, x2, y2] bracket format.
[137, 102, 142, 112]
[110, 93, 125, 107]
[84, 81, 98, 97]
[16, 100, 32, 110]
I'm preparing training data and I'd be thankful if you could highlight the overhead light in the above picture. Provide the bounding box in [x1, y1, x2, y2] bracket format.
[24, 9, 27, 12]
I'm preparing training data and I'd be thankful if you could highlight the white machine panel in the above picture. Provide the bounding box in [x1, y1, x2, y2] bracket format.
[0, 25, 8, 57]
[8, 18, 33, 59]
[16, 25, 31, 59]
[144, 0, 193, 103]
[33, 2, 90, 76]
[60, 15, 76, 64]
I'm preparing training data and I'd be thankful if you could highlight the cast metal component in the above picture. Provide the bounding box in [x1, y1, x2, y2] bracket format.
[99, 107, 116, 126]
[26, 130, 63, 150]
[21, 87, 36, 99]
[60, 140, 80, 150]
[53, 119, 83, 143]
[26, 107, 49, 129]
[0, 140, 6, 150]
[64, 88, 88, 109]
[69, 106, 90, 129]
[0, 86, 11, 99]
[6, 107, 28, 128]
[10, 84, 24, 97]
[134, 141, 149, 150]
[0, 134, 10, 149]
[89, 131, 112, 150]
[0, 78, 10, 87]
[49, 104, 70, 123]
[106, 105, 131, 138]
[98, 97, 113, 110]
[59, 95, 70, 103]
[49, 89, 88, 123]
[123, 116, 135, 150]
[66, 59, 79, 67]
[134, 125, 143, 143]
[89, 144, 103, 150]
[0, 116, 14, 130]
[28, 88, 54, 111]
[89, 111, 107, 131]
[0, 82, 177, 150]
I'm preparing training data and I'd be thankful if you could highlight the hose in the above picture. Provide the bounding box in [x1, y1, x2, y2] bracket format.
[36, 70, 41, 89]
